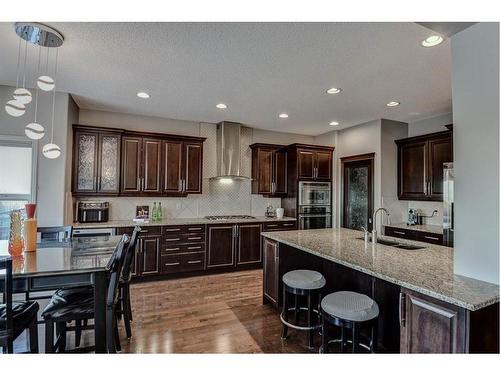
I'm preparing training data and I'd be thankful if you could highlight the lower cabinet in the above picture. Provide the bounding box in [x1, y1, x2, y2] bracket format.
[138, 236, 161, 276]
[161, 251, 205, 274]
[207, 225, 235, 268]
[237, 223, 262, 265]
[384, 226, 444, 246]
[262, 237, 279, 307]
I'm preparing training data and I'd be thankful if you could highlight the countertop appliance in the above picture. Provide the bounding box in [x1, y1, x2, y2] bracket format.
[77, 202, 109, 223]
[298, 181, 331, 206]
[443, 162, 454, 247]
[72, 227, 116, 238]
[205, 215, 255, 221]
[298, 205, 331, 230]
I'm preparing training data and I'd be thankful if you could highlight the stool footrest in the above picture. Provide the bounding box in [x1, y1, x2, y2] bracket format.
[280, 309, 321, 331]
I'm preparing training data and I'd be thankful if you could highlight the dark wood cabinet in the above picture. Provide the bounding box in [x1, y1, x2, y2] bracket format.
[384, 226, 445, 246]
[162, 140, 183, 195]
[72, 127, 122, 195]
[162, 140, 203, 196]
[138, 235, 161, 276]
[396, 130, 452, 201]
[121, 136, 142, 193]
[183, 142, 203, 194]
[142, 138, 162, 194]
[294, 146, 332, 180]
[250, 144, 287, 197]
[207, 225, 235, 269]
[263, 237, 279, 307]
[237, 223, 262, 265]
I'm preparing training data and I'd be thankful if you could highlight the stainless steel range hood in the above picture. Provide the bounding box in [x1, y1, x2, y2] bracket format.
[210, 121, 251, 180]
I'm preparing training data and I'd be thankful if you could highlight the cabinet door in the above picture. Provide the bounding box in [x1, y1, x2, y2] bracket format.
[73, 132, 98, 193]
[237, 224, 262, 265]
[297, 149, 315, 179]
[163, 140, 183, 195]
[263, 238, 279, 306]
[428, 136, 452, 200]
[400, 289, 466, 353]
[315, 151, 332, 180]
[207, 225, 235, 268]
[97, 134, 121, 194]
[142, 138, 162, 193]
[121, 136, 142, 193]
[139, 236, 161, 276]
[256, 148, 273, 194]
[273, 150, 287, 194]
[398, 141, 427, 200]
[184, 142, 203, 194]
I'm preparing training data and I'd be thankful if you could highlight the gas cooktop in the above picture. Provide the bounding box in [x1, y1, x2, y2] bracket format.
[204, 215, 256, 221]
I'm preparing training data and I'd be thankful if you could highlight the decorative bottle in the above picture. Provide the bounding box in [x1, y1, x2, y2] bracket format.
[152, 202, 158, 221]
[24, 203, 37, 252]
[8, 209, 24, 256]
[158, 202, 162, 221]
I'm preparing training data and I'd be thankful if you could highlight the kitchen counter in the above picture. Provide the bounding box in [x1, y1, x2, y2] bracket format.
[74, 216, 296, 228]
[385, 222, 443, 234]
[261, 228, 499, 311]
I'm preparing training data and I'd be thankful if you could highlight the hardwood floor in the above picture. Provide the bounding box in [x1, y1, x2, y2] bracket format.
[14, 269, 320, 353]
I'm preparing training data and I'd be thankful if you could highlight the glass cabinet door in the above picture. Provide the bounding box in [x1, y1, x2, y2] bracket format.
[342, 158, 373, 231]
[98, 134, 120, 193]
[75, 132, 98, 192]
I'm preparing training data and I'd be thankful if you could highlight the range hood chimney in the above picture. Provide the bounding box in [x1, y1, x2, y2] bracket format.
[210, 121, 250, 180]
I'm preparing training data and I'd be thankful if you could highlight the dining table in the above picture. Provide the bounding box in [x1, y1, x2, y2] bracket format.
[0, 235, 123, 353]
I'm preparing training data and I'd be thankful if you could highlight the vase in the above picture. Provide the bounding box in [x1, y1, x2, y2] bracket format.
[8, 209, 24, 257]
[24, 203, 37, 252]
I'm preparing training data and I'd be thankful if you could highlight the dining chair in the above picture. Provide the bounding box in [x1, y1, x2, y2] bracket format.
[38, 226, 73, 240]
[41, 234, 130, 353]
[0, 256, 40, 354]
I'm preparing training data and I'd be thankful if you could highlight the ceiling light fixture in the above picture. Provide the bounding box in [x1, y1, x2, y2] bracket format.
[279, 113, 289, 119]
[421, 35, 444, 47]
[386, 101, 400, 107]
[329, 121, 339, 126]
[137, 91, 150, 99]
[216, 103, 227, 109]
[326, 87, 342, 95]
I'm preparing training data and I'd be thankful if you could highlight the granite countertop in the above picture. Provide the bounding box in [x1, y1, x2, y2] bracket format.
[261, 228, 499, 311]
[74, 216, 296, 228]
[386, 222, 443, 234]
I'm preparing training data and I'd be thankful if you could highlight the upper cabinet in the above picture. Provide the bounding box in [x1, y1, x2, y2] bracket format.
[72, 125, 205, 197]
[72, 126, 122, 196]
[250, 143, 287, 197]
[287, 144, 334, 181]
[396, 130, 453, 201]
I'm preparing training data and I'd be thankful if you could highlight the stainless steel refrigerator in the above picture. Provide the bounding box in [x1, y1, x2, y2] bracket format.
[443, 162, 454, 247]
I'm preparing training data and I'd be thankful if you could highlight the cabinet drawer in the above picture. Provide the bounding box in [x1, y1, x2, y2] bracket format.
[384, 226, 417, 240]
[138, 226, 162, 236]
[164, 225, 206, 235]
[416, 231, 443, 245]
[161, 252, 205, 274]
[262, 221, 297, 231]
[162, 243, 205, 254]
[164, 233, 205, 245]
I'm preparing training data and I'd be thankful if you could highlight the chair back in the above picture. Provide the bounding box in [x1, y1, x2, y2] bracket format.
[38, 226, 73, 240]
[106, 235, 130, 309]
[0, 257, 13, 337]
[122, 226, 141, 283]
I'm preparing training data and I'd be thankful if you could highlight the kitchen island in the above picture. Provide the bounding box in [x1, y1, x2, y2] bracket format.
[261, 228, 499, 353]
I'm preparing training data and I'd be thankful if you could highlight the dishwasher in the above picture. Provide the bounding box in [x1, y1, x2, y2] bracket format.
[72, 227, 116, 238]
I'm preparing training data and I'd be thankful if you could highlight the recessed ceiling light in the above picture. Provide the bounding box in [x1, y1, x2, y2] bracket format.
[386, 101, 400, 107]
[216, 103, 227, 109]
[279, 113, 289, 119]
[137, 91, 150, 99]
[326, 87, 343, 95]
[329, 121, 339, 126]
[421, 35, 444, 47]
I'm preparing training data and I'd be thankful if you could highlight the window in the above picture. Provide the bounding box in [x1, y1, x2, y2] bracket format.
[0, 136, 37, 240]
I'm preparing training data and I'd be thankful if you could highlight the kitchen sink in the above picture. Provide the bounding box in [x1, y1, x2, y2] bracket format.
[356, 237, 426, 250]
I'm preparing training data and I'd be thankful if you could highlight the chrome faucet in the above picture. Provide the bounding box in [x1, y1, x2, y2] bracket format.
[372, 207, 391, 245]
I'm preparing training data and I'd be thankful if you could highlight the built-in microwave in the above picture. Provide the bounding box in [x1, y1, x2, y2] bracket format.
[298, 181, 331, 206]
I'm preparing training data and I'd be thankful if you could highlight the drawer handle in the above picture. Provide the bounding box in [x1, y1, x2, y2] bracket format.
[266, 224, 278, 228]
[166, 228, 181, 232]
[188, 237, 202, 240]
[283, 223, 294, 226]
[187, 260, 202, 264]
[165, 247, 180, 251]
[141, 230, 149, 233]
[166, 238, 181, 241]
[424, 236, 440, 241]
[188, 227, 203, 231]
[393, 231, 406, 235]
[164, 262, 180, 266]
[187, 246, 202, 250]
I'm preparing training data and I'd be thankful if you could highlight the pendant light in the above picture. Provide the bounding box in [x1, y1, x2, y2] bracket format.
[42, 47, 61, 159]
[25, 46, 45, 140]
[13, 40, 32, 104]
[5, 38, 26, 117]
[37, 48, 55, 91]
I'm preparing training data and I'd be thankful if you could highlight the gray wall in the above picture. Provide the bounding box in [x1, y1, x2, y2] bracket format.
[451, 22, 499, 284]
[408, 112, 452, 137]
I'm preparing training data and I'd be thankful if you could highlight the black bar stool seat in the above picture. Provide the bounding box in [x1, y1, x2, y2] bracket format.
[320, 291, 379, 353]
[281, 270, 326, 349]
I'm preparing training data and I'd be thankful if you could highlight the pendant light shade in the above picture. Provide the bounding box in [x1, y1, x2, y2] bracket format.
[13, 87, 32, 104]
[25, 122, 45, 140]
[5, 99, 26, 117]
[37, 75, 55, 91]
[42, 143, 61, 159]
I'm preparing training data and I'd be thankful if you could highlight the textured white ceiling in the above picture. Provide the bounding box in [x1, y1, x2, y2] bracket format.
[0, 22, 451, 136]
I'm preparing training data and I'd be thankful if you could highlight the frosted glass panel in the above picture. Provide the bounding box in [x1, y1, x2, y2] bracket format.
[345, 166, 369, 230]
[0, 145, 32, 195]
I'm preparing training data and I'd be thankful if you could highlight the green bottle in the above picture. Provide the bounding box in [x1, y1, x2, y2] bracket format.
[152, 202, 158, 221]
[158, 202, 162, 221]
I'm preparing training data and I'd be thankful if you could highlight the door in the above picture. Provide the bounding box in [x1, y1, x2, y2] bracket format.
[273, 150, 287, 195]
[237, 224, 262, 265]
[428, 137, 452, 199]
[342, 154, 374, 231]
[121, 136, 142, 193]
[142, 138, 162, 193]
[297, 149, 315, 179]
[184, 142, 203, 194]
[400, 289, 466, 353]
[263, 238, 279, 306]
[315, 151, 332, 180]
[207, 225, 235, 268]
[139, 236, 161, 275]
[97, 133, 121, 194]
[163, 140, 183, 195]
[398, 141, 427, 199]
[73, 131, 98, 193]
[256, 148, 273, 194]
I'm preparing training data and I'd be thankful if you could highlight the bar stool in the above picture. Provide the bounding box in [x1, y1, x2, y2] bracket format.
[281, 270, 326, 348]
[319, 291, 379, 353]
